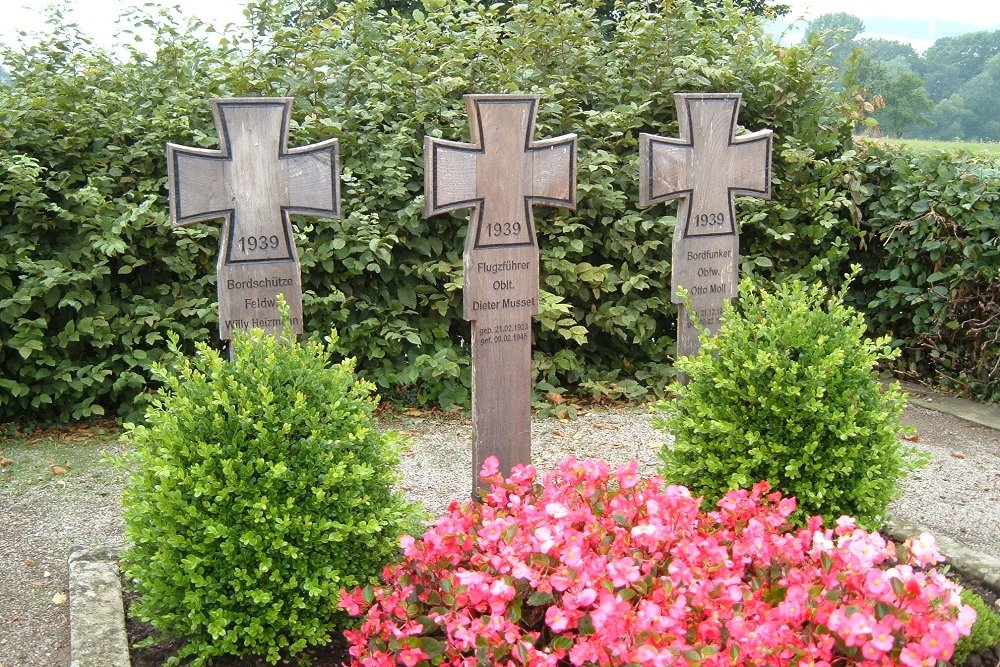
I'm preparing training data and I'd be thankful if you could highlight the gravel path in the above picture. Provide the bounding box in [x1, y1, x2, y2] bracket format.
[1, 402, 998, 667]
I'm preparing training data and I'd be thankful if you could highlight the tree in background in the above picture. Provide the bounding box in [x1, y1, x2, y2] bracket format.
[921, 30, 1000, 102]
[806, 12, 999, 141]
[854, 37, 920, 73]
[846, 47, 931, 138]
[803, 12, 865, 81]
[877, 70, 933, 137]
[954, 53, 1000, 140]
[918, 94, 974, 140]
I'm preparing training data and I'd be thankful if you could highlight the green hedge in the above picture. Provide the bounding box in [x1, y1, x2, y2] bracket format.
[1, 0, 861, 422]
[848, 141, 1000, 401]
[8, 1, 995, 423]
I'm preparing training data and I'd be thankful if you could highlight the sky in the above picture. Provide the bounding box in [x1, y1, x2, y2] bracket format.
[0, 0, 248, 50]
[777, 0, 1000, 51]
[2, 0, 999, 53]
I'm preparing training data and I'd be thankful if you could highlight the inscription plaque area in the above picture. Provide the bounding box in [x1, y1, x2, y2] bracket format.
[639, 93, 773, 359]
[166, 97, 340, 341]
[425, 94, 577, 489]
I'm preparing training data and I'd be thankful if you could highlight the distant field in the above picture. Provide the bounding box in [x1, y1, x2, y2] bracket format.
[864, 137, 1000, 158]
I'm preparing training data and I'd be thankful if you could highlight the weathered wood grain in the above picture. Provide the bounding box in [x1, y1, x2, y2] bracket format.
[166, 97, 340, 342]
[425, 94, 577, 490]
[639, 93, 772, 360]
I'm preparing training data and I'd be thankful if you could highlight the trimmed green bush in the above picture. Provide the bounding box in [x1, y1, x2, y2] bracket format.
[953, 588, 1000, 664]
[120, 326, 420, 666]
[654, 275, 920, 528]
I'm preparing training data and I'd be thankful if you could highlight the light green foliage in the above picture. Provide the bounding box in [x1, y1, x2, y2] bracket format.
[0, 0, 859, 421]
[655, 276, 917, 528]
[953, 588, 1000, 664]
[120, 327, 420, 666]
[849, 141, 1000, 402]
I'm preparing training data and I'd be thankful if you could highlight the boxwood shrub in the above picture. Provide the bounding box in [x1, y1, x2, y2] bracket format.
[120, 326, 420, 666]
[655, 275, 921, 528]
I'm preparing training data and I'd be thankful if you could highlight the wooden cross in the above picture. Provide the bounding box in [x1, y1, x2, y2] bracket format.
[425, 94, 576, 490]
[166, 97, 340, 343]
[639, 93, 772, 360]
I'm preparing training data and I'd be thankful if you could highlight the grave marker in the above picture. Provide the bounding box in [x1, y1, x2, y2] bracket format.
[639, 93, 773, 359]
[425, 94, 577, 488]
[166, 97, 340, 342]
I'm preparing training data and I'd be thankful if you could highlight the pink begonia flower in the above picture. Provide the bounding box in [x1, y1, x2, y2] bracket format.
[337, 587, 364, 615]
[341, 458, 974, 667]
[957, 602, 977, 634]
[900, 644, 937, 667]
[549, 570, 575, 592]
[479, 455, 500, 479]
[920, 629, 954, 658]
[864, 568, 891, 596]
[508, 462, 535, 485]
[545, 501, 569, 519]
[616, 459, 640, 489]
[606, 556, 640, 587]
[489, 578, 516, 608]
[398, 647, 428, 667]
[568, 639, 603, 665]
[544, 604, 572, 632]
[563, 587, 597, 610]
[560, 542, 584, 568]
[908, 532, 943, 566]
[835, 515, 857, 532]
[870, 623, 896, 653]
[533, 525, 557, 553]
[635, 644, 672, 667]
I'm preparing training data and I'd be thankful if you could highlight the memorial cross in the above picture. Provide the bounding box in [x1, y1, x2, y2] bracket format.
[639, 93, 772, 360]
[425, 94, 577, 489]
[166, 97, 340, 343]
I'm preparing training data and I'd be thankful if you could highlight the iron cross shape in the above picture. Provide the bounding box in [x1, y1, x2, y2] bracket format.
[639, 93, 772, 239]
[424, 94, 577, 490]
[425, 95, 576, 252]
[166, 97, 340, 340]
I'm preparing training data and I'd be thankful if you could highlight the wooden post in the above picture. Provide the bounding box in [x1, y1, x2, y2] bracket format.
[639, 93, 773, 362]
[166, 97, 340, 345]
[425, 94, 577, 489]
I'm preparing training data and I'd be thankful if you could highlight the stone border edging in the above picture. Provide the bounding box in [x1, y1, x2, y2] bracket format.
[67, 524, 999, 667]
[885, 518, 1000, 595]
[67, 547, 131, 667]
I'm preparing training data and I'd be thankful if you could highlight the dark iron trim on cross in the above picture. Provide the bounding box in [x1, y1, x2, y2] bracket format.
[639, 93, 772, 240]
[424, 93, 577, 491]
[167, 98, 340, 267]
[166, 97, 341, 343]
[425, 95, 577, 252]
[639, 93, 774, 363]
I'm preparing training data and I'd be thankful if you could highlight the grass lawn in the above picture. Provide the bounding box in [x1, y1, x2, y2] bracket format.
[862, 137, 1000, 159]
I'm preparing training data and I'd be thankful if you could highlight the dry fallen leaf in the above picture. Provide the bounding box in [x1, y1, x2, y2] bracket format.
[404, 408, 424, 417]
[0, 455, 12, 466]
[951, 451, 966, 459]
[546, 391, 564, 405]
[50, 465, 68, 476]
[903, 433, 921, 442]
[52, 591, 67, 605]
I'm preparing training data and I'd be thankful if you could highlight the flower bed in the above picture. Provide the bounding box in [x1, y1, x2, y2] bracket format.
[342, 457, 975, 667]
